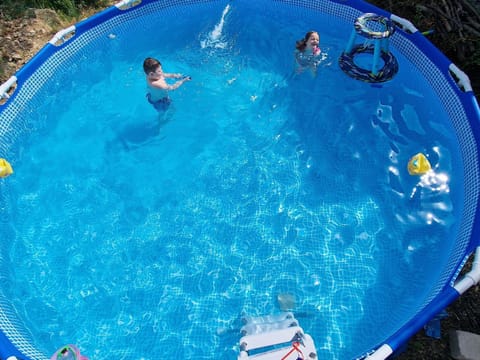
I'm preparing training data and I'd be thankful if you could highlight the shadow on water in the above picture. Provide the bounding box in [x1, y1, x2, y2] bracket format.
[111, 110, 173, 152]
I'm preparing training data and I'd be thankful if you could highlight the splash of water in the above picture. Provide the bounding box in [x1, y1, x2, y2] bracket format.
[200, 4, 230, 49]
[210, 4, 230, 41]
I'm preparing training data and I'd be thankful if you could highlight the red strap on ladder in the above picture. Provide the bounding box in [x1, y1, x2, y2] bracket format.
[281, 342, 304, 360]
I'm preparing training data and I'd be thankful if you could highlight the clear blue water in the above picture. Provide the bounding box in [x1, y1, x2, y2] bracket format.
[1, 1, 464, 359]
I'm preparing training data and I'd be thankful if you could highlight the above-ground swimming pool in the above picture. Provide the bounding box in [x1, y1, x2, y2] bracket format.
[1, 0, 480, 359]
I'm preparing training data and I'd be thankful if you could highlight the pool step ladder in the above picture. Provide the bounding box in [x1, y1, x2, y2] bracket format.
[238, 312, 317, 359]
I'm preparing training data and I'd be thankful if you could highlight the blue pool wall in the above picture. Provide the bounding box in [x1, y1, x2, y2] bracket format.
[1, 0, 480, 359]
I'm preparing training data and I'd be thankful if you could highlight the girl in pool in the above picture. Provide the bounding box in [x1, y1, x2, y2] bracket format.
[295, 31, 321, 75]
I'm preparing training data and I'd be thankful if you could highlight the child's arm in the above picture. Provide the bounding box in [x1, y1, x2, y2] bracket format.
[166, 77, 191, 90]
[163, 72, 183, 79]
[152, 77, 190, 91]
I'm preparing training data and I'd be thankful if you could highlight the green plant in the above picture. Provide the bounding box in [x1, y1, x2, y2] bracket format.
[0, 0, 29, 19]
[0, 0, 112, 19]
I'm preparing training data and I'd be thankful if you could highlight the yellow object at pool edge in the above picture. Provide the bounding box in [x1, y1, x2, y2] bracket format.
[0, 158, 13, 178]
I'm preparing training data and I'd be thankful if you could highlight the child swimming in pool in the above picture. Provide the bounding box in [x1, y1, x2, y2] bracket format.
[295, 31, 321, 75]
[143, 57, 191, 111]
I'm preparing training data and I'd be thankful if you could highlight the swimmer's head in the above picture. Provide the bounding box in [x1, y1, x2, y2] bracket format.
[296, 31, 320, 51]
[143, 57, 162, 75]
[305, 31, 319, 47]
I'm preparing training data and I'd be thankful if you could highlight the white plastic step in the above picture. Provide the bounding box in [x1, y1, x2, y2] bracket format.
[238, 331, 317, 359]
[241, 317, 299, 336]
[239, 326, 303, 352]
[238, 346, 301, 360]
[237, 312, 317, 360]
[242, 312, 294, 325]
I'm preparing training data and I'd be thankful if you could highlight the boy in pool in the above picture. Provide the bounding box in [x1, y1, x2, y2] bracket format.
[143, 57, 191, 111]
[295, 31, 321, 75]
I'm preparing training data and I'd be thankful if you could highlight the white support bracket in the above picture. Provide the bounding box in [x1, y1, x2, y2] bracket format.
[449, 63, 473, 93]
[0, 76, 17, 100]
[390, 14, 418, 34]
[49, 25, 76, 46]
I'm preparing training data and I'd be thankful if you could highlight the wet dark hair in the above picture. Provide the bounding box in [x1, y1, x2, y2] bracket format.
[295, 31, 318, 51]
[143, 57, 162, 74]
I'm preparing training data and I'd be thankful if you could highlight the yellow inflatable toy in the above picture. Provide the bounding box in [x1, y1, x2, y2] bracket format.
[0, 158, 13, 178]
[408, 153, 431, 175]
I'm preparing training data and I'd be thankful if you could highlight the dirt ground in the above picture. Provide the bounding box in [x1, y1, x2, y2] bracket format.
[0, 3, 479, 360]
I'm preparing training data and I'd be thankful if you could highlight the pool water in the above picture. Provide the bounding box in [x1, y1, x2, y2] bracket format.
[2, 1, 463, 359]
